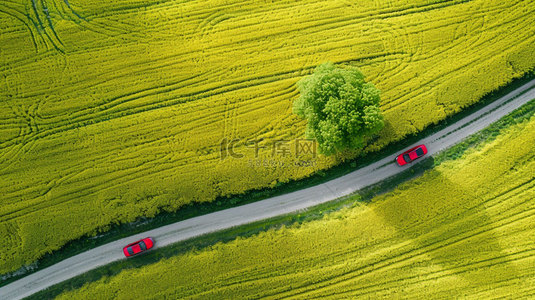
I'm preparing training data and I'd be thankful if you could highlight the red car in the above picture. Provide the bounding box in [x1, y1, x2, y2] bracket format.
[396, 144, 427, 166]
[123, 237, 154, 257]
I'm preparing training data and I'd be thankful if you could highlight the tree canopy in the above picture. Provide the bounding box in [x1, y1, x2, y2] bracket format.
[294, 62, 384, 155]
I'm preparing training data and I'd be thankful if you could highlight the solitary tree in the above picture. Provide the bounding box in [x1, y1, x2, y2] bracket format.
[294, 62, 384, 155]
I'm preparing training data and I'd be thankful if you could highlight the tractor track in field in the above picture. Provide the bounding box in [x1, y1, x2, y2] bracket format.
[1, 76, 534, 300]
[3, 0, 532, 155]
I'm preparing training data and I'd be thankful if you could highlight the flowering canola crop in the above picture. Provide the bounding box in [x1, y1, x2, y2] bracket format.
[57, 113, 535, 299]
[1, 0, 534, 273]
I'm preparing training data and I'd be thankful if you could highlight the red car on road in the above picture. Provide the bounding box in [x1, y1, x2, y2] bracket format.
[123, 237, 154, 257]
[396, 144, 427, 166]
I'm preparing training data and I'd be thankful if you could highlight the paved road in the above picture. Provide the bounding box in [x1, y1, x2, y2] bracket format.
[2, 79, 535, 299]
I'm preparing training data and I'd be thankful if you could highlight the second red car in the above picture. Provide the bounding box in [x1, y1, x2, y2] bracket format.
[123, 237, 154, 257]
[396, 144, 427, 166]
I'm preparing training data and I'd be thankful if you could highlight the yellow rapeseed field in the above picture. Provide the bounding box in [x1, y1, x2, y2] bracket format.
[56, 112, 535, 299]
[1, 0, 534, 273]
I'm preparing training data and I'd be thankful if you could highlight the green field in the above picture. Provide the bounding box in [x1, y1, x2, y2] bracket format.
[1, 0, 535, 274]
[54, 110, 535, 299]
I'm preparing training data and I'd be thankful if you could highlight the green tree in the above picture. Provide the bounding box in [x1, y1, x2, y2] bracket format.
[294, 62, 384, 155]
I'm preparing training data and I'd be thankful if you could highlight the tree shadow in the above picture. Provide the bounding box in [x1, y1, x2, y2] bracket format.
[369, 166, 520, 295]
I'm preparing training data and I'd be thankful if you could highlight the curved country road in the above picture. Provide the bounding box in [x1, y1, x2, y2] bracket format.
[2, 79, 535, 299]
